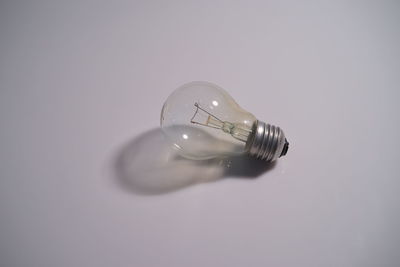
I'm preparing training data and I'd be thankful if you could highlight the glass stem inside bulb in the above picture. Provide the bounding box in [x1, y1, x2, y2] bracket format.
[190, 103, 252, 142]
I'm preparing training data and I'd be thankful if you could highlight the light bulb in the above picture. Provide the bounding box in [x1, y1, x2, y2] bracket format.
[160, 81, 289, 162]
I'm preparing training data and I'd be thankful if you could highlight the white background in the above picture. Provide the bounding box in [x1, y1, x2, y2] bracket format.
[1, 1, 399, 266]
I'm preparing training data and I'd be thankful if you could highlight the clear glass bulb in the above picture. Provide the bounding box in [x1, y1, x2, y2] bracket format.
[160, 81, 289, 161]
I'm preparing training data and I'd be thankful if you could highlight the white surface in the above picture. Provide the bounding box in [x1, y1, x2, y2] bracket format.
[1, 1, 400, 266]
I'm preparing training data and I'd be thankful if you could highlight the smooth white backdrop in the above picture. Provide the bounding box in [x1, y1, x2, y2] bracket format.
[1, 1, 399, 266]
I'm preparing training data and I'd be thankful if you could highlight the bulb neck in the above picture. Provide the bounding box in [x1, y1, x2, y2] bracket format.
[245, 120, 289, 162]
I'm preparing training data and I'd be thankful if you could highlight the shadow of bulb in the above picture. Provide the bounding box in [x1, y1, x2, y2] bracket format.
[113, 128, 224, 195]
[112, 128, 276, 195]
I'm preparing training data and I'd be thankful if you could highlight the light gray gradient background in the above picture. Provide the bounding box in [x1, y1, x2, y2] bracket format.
[1, 1, 399, 266]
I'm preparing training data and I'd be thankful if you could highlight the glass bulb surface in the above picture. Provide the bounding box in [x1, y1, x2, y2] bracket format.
[160, 81, 256, 160]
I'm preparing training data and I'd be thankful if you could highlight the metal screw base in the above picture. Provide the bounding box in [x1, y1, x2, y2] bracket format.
[245, 120, 289, 162]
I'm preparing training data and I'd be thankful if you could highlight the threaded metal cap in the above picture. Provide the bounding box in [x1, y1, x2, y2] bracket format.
[245, 120, 289, 162]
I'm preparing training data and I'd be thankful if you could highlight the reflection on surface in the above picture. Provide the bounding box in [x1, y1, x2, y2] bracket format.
[113, 128, 275, 195]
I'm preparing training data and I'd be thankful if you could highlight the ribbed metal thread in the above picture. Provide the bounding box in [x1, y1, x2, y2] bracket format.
[245, 120, 289, 162]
